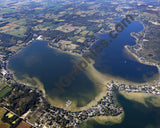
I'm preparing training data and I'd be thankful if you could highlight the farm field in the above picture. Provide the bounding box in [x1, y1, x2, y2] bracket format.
[0, 87, 12, 98]
[0, 107, 10, 128]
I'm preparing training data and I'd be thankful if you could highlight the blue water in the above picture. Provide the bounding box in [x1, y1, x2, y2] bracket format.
[93, 20, 159, 82]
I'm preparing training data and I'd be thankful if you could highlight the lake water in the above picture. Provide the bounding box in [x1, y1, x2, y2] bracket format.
[93, 20, 159, 82]
[8, 41, 98, 107]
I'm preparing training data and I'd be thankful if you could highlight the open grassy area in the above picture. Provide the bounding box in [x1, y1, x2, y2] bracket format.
[80, 30, 89, 36]
[88, 31, 94, 36]
[0, 107, 10, 128]
[0, 8, 16, 15]
[6, 112, 14, 118]
[0, 81, 7, 89]
[0, 86, 12, 98]
[6, 26, 27, 38]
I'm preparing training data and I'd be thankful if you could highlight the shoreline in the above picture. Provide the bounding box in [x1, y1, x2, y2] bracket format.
[124, 44, 160, 76]
[7, 68, 46, 97]
[48, 44, 82, 57]
[6, 39, 33, 63]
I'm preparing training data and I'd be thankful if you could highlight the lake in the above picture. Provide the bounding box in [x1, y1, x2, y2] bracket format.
[8, 41, 99, 107]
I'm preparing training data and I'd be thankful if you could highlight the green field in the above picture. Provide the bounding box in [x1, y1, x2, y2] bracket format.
[6, 26, 27, 38]
[0, 81, 7, 89]
[0, 87, 12, 98]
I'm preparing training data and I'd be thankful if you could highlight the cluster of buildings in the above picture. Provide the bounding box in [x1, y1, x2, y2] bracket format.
[30, 84, 123, 128]
[107, 80, 160, 96]
[118, 82, 160, 95]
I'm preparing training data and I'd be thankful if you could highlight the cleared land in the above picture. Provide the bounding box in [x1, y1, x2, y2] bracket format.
[16, 121, 31, 128]
[0, 107, 10, 128]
